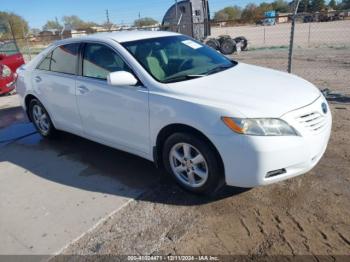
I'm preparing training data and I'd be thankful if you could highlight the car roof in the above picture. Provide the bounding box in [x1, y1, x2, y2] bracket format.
[54, 30, 181, 45]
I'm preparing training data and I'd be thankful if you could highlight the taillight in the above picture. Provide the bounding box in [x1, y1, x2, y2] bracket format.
[0, 64, 12, 78]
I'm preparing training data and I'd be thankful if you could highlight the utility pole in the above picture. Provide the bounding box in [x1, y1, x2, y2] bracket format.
[106, 9, 110, 24]
[105, 9, 111, 31]
[23, 26, 31, 60]
[8, 20, 17, 45]
[55, 17, 62, 39]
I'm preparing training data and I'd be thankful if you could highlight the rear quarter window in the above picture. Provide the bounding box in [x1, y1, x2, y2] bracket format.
[37, 53, 52, 71]
[50, 43, 79, 75]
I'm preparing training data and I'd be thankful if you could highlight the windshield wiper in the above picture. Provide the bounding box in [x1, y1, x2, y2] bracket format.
[205, 64, 233, 76]
[163, 74, 205, 83]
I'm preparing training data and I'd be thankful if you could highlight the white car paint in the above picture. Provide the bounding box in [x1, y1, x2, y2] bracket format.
[16, 31, 332, 188]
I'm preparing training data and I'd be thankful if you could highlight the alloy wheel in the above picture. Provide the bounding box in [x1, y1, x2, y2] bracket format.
[169, 142, 209, 188]
[32, 104, 50, 135]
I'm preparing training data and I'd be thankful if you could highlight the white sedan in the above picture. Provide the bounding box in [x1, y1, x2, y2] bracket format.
[16, 31, 332, 194]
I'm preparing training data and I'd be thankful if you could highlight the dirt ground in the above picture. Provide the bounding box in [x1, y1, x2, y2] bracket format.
[58, 47, 350, 258]
[234, 46, 350, 95]
[211, 20, 350, 48]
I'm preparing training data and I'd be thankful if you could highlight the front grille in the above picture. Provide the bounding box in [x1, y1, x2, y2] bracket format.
[297, 112, 326, 133]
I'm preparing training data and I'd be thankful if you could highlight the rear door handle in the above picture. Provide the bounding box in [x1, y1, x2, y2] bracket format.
[77, 85, 89, 94]
[34, 76, 42, 83]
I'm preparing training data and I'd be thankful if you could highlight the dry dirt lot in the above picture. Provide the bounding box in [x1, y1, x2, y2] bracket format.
[59, 47, 350, 258]
[233, 46, 350, 95]
[211, 20, 350, 48]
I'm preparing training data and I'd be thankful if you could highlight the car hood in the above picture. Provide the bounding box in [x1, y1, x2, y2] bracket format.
[166, 63, 321, 118]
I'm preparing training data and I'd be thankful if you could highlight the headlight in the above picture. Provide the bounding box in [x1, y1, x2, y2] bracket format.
[1, 64, 12, 78]
[222, 117, 299, 136]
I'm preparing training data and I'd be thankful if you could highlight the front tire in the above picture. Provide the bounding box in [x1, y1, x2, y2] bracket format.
[29, 99, 57, 138]
[162, 133, 224, 194]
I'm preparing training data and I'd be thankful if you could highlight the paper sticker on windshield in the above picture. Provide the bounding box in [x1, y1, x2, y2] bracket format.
[182, 40, 203, 49]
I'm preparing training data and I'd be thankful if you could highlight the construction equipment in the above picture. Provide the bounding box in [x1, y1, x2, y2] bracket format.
[162, 0, 248, 54]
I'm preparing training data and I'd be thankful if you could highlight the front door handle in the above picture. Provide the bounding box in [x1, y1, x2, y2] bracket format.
[77, 85, 89, 94]
[34, 76, 42, 83]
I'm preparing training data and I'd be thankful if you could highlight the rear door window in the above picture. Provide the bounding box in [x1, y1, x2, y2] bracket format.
[50, 43, 79, 75]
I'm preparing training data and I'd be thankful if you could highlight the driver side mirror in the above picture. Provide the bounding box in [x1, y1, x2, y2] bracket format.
[107, 71, 138, 86]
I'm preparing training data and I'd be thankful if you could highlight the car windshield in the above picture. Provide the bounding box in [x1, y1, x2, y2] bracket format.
[121, 35, 237, 83]
[0, 41, 20, 56]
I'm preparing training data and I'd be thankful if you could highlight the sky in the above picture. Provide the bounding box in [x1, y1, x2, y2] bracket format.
[1, 0, 272, 29]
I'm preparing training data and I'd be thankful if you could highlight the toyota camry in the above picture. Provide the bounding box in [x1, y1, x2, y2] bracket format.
[16, 31, 332, 194]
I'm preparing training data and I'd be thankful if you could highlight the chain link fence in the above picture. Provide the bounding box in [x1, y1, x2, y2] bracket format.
[2, 10, 349, 93]
[210, 11, 350, 93]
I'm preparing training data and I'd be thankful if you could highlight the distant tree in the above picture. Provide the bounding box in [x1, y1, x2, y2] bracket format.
[258, 2, 274, 14]
[213, 1, 290, 24]
[241, 4, 260, 23]
[256, 1, 289, 15]
[298, 0, 311, 12]
[214, 11, 229, 21]
[30, 28, 41, 35]
[62, 15, 86, 29]
[102, 21, 114, 31]
[272, 0, 290, 12]
[310, 0, 326, 11]
[214, 6, 241, 21]
[60, 16, 101, 30]
[43, 20, 63, 31]
[0, 12, 28, 39]
[84, 21, 100, 28]
[328, 0, 337, 9]
[134, 17, 158, 27]
[338, 0, 350, 8]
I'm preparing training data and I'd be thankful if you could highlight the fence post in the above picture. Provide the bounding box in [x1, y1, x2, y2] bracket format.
[307, 22, 311, 47]
[288, 0, 301, 73]
[23, 27, 31, 61]
[7, 20, 17, 46]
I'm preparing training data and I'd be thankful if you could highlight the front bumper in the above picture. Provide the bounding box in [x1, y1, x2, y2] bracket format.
[211, 95, 332, 188]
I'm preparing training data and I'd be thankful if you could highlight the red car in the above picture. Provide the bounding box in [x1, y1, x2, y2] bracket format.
[0, 41, 25, 95]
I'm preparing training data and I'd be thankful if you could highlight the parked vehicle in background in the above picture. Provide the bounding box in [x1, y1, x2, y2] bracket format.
[0, 40, 25, 95]
[16, 31, 332, 194]
[162, 0, 248, 54]
[263, 10, 277, 26]
[303, 11, 346, 23]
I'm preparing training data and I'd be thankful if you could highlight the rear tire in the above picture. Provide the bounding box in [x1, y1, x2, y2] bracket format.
[29, 99, 57, 139]
[205, 38, 220, 50]
[162, 132, 224, 195]
[219, 38, 236, 55]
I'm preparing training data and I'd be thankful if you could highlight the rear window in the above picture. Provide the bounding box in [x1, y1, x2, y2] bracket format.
[0, 41, 20, 55]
